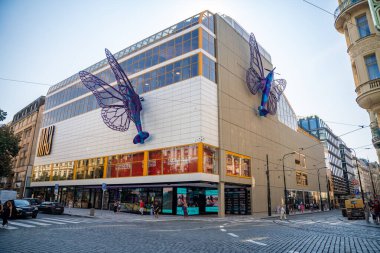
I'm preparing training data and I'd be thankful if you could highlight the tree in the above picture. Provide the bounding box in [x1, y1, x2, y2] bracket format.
[0, 124, 20, 178]
[0, 109, 7, 121]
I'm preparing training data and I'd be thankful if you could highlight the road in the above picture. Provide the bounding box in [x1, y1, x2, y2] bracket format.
[0, 210, 379, 253]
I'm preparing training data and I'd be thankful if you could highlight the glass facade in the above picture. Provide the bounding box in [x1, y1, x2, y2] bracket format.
[43, 54, 200, 126]
[45, 30, 200, 111]
[226, 152, 251, 177]
[32, 164, 51, 182]
[202, 54, 216, 82]
[52, 162, 74, 181]
[47, 11, 213, 95]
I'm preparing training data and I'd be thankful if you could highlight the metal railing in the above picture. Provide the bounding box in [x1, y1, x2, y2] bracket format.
[334, 0, 365, 18]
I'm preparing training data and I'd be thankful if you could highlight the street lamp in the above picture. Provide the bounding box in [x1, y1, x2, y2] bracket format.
[314, 165, 327, 212]
[282, 151, 295, 215]
[350, 148, 366, 203]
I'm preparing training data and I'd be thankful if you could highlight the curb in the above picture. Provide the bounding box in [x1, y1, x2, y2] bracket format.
[337, 217, 380, 228]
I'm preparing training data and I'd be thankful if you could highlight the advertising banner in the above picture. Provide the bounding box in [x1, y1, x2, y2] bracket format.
[205, 189, 219, 212]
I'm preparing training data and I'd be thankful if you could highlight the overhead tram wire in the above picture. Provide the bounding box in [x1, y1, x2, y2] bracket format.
[0, 77, 52, 87]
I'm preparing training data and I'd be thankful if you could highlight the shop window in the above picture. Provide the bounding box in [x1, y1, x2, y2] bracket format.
[226, 152, 251, 177]
[111, 153, 143, 177]
[203, 145, 218, 174]
[31, 165, 51, 182]
[157, 145, 198, 175]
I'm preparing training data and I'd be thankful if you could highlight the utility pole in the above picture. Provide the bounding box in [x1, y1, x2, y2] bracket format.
[266, 154, 271, 216]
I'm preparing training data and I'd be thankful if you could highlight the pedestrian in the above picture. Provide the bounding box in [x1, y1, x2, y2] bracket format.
[183, 200, 188, 218]
[113, 200, 118, 214]
[117, 201, 121, 213]
[2, 201, 13, 228]
[280, 205, 287, 220]
[300, 202, 305, 214]
[154, 201, 160, 219]
[0, 201, 3, 219]
[276, 205, 280, 214]
[139, 199, 144, 215]
[364, 202, 371, 223]
[373, 200, 380, 225]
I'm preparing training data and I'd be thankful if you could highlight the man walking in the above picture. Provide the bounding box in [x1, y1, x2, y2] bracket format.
[139, 199, 144, 215]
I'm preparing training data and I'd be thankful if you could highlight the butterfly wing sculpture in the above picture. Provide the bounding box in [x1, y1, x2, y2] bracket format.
[79, 49, 149, 144]
[246, 33, 286, 117]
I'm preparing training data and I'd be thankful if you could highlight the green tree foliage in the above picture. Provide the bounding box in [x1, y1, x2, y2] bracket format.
[0, 109, 7, 121]
[0, 124, 20, 178]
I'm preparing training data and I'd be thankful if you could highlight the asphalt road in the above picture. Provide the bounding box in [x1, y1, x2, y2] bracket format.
[0, 211, 379, 253]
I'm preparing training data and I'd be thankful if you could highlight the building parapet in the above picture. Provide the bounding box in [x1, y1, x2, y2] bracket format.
[296, 127, 321, 143]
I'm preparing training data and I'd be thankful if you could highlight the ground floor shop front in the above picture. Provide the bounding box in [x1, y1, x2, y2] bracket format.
[28, 183, 252, 215]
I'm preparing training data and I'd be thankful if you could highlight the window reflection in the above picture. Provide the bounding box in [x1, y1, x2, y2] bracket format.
[76, 158, 105, 180]
[32, 165, 51, 182]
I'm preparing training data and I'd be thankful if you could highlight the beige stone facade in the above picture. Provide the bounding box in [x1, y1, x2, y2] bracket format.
[335, 0, 380, 160]
[6, 97, 45, 197]
[215, 16, 327, 215]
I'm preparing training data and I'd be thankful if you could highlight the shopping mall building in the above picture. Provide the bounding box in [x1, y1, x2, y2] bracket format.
[30, 11, 326, 216]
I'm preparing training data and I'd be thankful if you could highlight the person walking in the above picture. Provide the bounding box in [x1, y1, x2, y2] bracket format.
[280, 205, 287, 220]
[183, 200, 188, 218]
[113, 200, 118, 214]
[2, 201, 13, 228]
[300, 202, 305, 214]
[153, 201, 160, 219]
[139, 200, 144, 215]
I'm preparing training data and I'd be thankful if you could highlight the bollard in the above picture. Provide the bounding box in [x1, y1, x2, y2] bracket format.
[90, 208, 95, 216]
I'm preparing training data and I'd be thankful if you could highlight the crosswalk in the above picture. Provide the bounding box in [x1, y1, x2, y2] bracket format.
[0, 217, 102, 230]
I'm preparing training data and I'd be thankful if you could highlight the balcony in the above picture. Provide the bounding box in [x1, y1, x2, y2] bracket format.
[356, 78, 380, 111]
[335, 0, 366, 31]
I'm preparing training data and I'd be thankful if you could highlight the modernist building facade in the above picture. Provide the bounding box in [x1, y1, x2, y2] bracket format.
[299, 116, 355, 206]
[335, 0, 380, 161]
[3, 96, 45, 198]
[30, 11, 326, 216]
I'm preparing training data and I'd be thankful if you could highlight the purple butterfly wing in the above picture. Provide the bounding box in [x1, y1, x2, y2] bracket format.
[79, 71, 131, 131]
[105, 48, 135, 98]
[246, 33, 265, 95]
[267, 79, 287, 115]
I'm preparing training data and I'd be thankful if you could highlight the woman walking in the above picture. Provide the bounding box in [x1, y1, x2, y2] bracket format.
[2, 201, 13, 228]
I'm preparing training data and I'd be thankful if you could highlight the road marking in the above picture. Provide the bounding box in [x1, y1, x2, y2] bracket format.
[22, 220, 52, 226]
[228, 233, 239, 237]
[8, 221, 35, 228]
[37, 219, 66, 225]
[2, 226, 18, 230]
[246, 240, 267, 246]
[220, 225, 224, 228]
[220, 229, 226, 232]
[42, 218, 81, 223]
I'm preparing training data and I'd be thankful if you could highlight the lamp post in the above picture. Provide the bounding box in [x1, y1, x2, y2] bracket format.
[351, 148, 365, 203]
[282, 151, 295, 215]
[314, 166, 327, 211]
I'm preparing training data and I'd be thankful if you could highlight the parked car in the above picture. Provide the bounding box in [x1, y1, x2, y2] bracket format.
[4, 199, 38, 219]
[38, 202, 64, 214]
[23, 198, 42, 207]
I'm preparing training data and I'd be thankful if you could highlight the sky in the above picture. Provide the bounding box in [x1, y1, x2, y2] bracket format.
[0, 0, 377, 162]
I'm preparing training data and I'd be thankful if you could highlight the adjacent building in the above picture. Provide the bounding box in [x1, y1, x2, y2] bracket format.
[334, 0, 380, 161]
[369, 161, 380, 197]
[298, 116, 355, 207]
[353, 158, 376, 200]
[29, 11, 326, 216]
[4, 96, 45, 198]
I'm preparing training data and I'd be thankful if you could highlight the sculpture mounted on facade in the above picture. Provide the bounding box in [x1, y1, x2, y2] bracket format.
[246, 33, 287, 117]
[79, 49, 149, 144]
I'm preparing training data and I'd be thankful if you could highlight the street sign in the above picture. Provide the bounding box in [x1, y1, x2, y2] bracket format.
[102, 183, 107, 191]
[354, 189, 360, 195]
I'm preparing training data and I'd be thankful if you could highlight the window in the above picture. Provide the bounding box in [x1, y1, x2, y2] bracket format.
[356, 15, 370, 38]
[110, 153, 143, 177]
[365, 54, 380, 80]
[226, 152, 251, 177]
[296, 171, 308, 186]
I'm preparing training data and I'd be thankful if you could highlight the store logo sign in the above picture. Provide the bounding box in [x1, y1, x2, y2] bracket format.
[37, 126, 55, 156]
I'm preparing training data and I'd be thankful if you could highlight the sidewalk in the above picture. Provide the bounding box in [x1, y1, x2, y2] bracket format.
[62, 207, 380, 228]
